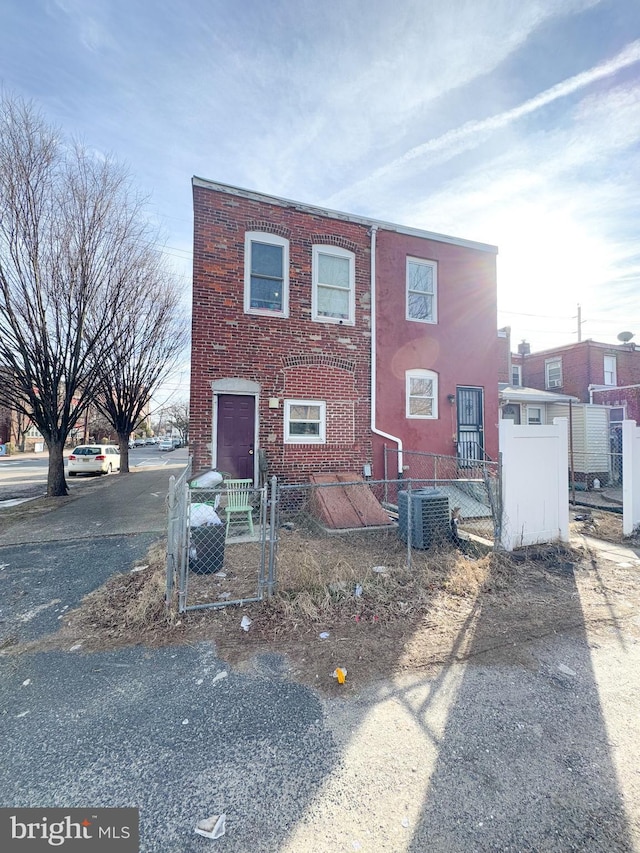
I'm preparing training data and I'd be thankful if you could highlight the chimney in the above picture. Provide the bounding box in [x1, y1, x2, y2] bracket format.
[518, 340, 531, 356]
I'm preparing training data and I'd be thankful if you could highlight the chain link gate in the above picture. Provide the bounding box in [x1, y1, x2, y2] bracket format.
[172, 480, 274, 613]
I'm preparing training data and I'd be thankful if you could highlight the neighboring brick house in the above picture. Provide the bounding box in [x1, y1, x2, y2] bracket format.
[517, 339, 640, 403]
[190, 178, 499, 483]
[591, 385, 640, 424]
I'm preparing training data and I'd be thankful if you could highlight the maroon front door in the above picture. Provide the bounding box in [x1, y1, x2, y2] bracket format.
[216, 395, 255, 479]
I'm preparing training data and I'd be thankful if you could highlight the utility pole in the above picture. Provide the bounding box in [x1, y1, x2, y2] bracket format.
[577, 303, 582, 342]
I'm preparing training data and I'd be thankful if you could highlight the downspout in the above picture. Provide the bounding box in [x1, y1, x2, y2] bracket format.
[369, 225, 404, 475]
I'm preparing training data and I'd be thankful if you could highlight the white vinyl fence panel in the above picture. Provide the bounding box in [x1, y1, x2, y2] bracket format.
[500, 418, 569, 551]
[622, 420, 640, 537]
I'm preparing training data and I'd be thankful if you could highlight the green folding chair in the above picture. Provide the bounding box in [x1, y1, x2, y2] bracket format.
[224, 479, 254, 537]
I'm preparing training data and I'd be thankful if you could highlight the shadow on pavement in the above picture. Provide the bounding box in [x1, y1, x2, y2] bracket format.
[404, 556, 635, 852]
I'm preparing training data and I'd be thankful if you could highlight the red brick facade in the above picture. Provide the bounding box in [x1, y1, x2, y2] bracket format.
[520, 340, 640, 402]
[191, 182, 372, 481]
[190, 179, 499, 482]
[592, 386, 640, 423]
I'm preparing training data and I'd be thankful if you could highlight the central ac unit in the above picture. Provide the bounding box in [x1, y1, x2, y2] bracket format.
[398, 488, 451, 549]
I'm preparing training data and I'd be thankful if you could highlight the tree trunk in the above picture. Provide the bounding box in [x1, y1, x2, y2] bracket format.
[46, 439, 68, 497]
[118, 433, 130, 473]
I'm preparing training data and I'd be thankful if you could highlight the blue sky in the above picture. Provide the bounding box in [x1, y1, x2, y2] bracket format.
[3, 0, 640, 388]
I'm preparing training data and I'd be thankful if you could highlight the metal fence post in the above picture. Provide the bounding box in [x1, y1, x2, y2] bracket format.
[165, 474, 176, 609]
[383, 445, 388, 504]
[267, 475, 278, 597]
[177, 475, 189, 614]
[258, 484, 268, 599]
[406, 478, 412, 571]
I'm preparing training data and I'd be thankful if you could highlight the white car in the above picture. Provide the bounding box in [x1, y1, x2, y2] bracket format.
[68, 444, 121, 476]
[158, 438, 174, 451]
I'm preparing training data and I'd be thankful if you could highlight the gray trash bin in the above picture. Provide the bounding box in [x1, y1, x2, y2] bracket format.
[189, 524, 226, 574]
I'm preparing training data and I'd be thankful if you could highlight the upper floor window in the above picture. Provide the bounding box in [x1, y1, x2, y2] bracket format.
[312, 245, 355, 324]
[244, 232, 289, 317]
[511, 364, 522, 386]
[406, 369, 438, 419]
[284, 399, 326, 444]
[545, 357, 562, 389]
[406, 257, 437, 323]
[604, 355, 617, 386]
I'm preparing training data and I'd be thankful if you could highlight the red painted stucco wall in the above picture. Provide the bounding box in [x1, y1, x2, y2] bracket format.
[374, 229, 499, 470]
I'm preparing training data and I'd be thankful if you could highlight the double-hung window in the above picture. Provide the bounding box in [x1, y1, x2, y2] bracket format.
[284, 400, 326, 444]
[244, 232, 289, 317]
[406, 257, 437, 323]
[545, 358, 562, 389]
[312, 245, 355, 324]
[511, 364, 522, 386]
[604, 355, 617, 386]
[406, 369, 438, 419]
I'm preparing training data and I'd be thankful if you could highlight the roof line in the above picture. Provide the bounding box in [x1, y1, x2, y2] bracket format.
[192, 176, 498, 255]
[592, 383, 640, 392]
[519, 339, 632, 357]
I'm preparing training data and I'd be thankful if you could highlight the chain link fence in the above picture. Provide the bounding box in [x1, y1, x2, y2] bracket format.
[384, 448, 501, 544]
[165, 459, 191, 609]
[166, 455, 502, 613]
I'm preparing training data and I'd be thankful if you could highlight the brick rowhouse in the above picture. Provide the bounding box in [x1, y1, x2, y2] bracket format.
[190, 179, 499, 483]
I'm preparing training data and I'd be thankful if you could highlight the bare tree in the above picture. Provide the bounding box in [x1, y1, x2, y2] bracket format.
[0, 94, 167, 495]
[91, 264, 188, 473]
[164, 400, 190, 444]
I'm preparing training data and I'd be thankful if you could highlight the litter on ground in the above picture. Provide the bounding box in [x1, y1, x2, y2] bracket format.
[195, 814, 226, 840]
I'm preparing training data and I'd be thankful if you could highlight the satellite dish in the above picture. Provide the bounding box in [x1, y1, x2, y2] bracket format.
[617, 331, 635, 343]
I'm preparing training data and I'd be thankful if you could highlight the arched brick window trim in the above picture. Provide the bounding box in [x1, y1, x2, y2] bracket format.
[282, 353, 355, 373]
[310, 234, 359, 254]
[245, 220, 291, 239]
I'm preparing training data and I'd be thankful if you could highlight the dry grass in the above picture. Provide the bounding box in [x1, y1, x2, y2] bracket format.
[570, 507, 640, 544]
[18, 524, 631, 694]
[40, 540, 185, 651]
[266, 527, 514, 627]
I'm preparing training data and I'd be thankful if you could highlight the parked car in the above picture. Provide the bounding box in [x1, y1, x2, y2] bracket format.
[68, 445, 121, 476]
[133, 438, 145, 447]
[172, 437, 182, 449]
[158, 438, 174, 451]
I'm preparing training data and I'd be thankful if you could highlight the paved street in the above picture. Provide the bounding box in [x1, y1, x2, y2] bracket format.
[0, 446, 187, 505]
[0, 460, 639, 851]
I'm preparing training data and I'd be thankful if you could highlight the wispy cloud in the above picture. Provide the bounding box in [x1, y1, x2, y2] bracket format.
[324, 38, 640, 210]
[49, 0, 115, 53]
[395, 75, 640, 343]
